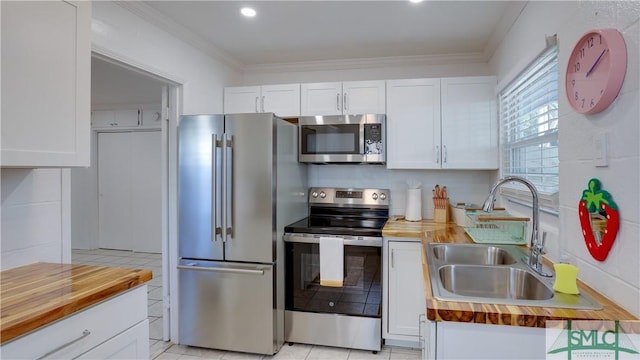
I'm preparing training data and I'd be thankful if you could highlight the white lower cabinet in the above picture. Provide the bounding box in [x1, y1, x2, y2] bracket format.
[433, 321, 546, 359]
[383, 238, 425, 347]
[78, 319, 149, 359]
[0, 286, 149, 360]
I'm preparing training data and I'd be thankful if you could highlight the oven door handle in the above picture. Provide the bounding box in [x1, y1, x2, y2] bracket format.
[283, 234, 382, 247]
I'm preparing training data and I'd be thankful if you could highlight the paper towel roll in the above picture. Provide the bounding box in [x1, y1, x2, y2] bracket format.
[405, 189, 422, 221]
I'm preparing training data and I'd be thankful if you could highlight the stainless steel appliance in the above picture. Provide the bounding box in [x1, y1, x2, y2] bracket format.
[298, 114, 386, 164]
[283, 187, 389, 351]
[178, 113, 307, 355]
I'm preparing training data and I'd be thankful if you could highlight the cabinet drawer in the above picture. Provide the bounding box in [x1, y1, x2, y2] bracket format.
[1, 285, 147, 359]
[77, 319, 149, 359]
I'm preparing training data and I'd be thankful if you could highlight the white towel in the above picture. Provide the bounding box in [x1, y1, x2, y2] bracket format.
[319, 236, 344, 287]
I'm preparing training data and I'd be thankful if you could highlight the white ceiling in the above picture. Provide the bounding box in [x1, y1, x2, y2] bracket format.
[139, 1, 523, 67]
[92, 1, 523, 106]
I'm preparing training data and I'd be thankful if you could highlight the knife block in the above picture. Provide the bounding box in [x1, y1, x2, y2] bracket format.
[434, 204, 449, 223]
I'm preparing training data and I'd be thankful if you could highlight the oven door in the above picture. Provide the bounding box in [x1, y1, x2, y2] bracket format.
[284, 235, 381, 318]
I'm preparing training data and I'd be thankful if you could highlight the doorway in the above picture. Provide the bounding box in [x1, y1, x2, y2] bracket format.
[70, 54, 178, 354]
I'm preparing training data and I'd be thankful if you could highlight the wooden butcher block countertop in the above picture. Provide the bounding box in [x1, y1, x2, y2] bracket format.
[0, 262, 152, 344]
[383, 219, 638, 328]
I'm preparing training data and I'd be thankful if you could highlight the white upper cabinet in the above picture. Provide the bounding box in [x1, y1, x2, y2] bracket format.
[386, 76, 497, 170]
[224, 84, 301, 117]
[441, 76, 498, 169]
[301, 80, 386, 116]
[300, 82, 343, 116]
[342, 80, 386, 115]
[1, 1, 90, 167]
[92, 109, 140, 129]
[386, 78, 441, 169]
[92, 106, 162, 130]
[224, 86, 261, 114]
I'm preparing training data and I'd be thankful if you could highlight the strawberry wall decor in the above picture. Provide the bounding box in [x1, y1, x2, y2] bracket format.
[578, 178, 620, 261]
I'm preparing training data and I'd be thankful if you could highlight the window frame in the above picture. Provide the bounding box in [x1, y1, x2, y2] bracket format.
[498, 44, 560, 213]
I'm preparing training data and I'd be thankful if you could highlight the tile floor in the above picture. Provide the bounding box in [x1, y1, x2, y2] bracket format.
[71, 249, 421, 360]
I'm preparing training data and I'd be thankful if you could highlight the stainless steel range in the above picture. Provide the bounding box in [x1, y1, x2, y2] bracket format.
[283, 187, 389, 352]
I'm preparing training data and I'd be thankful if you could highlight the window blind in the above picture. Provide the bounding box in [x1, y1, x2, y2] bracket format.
[499, 46, 559, 195]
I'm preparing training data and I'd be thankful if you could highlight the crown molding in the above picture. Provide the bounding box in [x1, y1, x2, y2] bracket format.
[243, 52, 488, 75]
[114, 1, 244, 72]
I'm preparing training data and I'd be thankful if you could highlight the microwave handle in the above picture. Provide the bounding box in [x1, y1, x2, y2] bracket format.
[336, 93, 340, 111]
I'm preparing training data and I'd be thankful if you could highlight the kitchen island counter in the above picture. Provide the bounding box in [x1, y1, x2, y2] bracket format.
[383, 219, 637, 327]
[0, 262, 152, 344]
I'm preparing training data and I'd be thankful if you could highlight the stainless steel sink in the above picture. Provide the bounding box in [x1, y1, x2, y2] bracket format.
[425, 243, 602, 310]
[439, 265, 553, 300]
[431, 244, 517, 265]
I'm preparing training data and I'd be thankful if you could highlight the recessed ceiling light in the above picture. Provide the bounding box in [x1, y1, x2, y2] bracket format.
[240, 7, 256, 17]
[409, 0, 424, 3]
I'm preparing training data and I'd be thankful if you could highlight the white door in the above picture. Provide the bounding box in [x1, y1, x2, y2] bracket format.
[131, 131, 162, 253]
[98, 132, 133, 250]
[441, 76, 498, 169]
[386, 78, 441, 169]
[387, 241, 425, 337]
[224, 86, 261, 114]
[300, 82, 343, 116]
[261, 83, 301, 117]
[342, 80, 386, 115]
[98, 131, 162, 252]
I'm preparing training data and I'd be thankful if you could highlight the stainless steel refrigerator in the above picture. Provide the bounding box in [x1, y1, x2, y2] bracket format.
[177, 113, 307, 355]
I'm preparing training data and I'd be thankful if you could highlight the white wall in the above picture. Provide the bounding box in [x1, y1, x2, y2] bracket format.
[308, 166, 495, 219]
[1, 169, 70, 269]
[243, 58, 492, 85]
[91, 2, 241, 115]
[489, 1, 640, 316]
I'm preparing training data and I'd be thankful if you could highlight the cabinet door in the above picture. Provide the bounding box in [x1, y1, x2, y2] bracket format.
[1, 1, 90, 167]
[386, 79, 441, 169]
[342, 80, 386, 115]
[387, 241, 426, 337]
[131, 131, 162, 253]
[300, 82, 343, 116]
[92, 109, 140, 128]
[224, 86, 261, 114]
[92, 110, 117, 128]
[98, 133, 133, 251]
[77, 320, 149, 360]
[261, 83, 301, 117]
[441, 76, 498, 169]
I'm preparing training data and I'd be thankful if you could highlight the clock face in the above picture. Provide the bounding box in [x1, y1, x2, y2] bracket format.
[565, 29, 627, 114]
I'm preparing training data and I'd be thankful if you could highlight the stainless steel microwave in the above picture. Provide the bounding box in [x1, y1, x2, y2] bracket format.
[298, 114, 386, 164]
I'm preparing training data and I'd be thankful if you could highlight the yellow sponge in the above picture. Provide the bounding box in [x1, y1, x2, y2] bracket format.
[553, 263, 580, 295]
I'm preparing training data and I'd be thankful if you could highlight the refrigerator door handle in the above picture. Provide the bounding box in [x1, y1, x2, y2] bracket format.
[222, 134, 234, 241]
[177, 264, 264, 275]
[212, 133, 222, 241]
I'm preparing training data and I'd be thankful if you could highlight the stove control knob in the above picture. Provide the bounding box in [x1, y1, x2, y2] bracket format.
[311, 191, 318, 198]
[372, 193, 379, 200]
[380, 193, 387, 200]
[319, 191, 326, 199]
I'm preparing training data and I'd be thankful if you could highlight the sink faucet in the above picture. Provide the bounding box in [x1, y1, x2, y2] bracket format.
[482, 176, 551, 277]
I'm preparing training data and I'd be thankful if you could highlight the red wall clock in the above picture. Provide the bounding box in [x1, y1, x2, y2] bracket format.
[565, 29, 627, 114]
